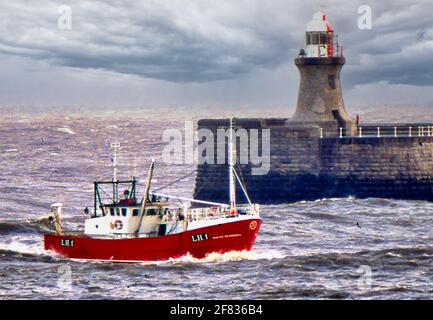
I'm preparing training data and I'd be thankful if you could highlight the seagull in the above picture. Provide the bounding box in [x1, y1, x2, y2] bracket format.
[356, 222, 361, 229]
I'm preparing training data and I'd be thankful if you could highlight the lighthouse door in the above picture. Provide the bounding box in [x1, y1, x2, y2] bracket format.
[332, 110, 346, 135]
[319, 45, 327, 57]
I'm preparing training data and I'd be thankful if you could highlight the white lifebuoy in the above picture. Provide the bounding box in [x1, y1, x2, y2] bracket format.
[113, 220, 123, 230]
[208, 206, 218, 218]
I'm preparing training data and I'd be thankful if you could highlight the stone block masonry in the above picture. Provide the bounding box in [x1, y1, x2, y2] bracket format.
[193, 119, 433, 204]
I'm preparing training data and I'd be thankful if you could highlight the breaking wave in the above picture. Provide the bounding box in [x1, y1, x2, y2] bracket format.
[153, 249, 287, 265]
[0, 238, 46, 258]
[0, 219, 54, 259]
[0, 218, 53, 235]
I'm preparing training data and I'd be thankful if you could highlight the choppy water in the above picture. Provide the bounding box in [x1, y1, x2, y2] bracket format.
[0, 111, 432, 299]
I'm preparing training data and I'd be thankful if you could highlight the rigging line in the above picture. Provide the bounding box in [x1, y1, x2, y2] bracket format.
[175, 197, 185, 206]
[193, 170, 214, 197]
[236, 161, 253, 203]
[233, 168, 252, 205]
[98, 185, 114, 203]
[152, 169, 197, 192]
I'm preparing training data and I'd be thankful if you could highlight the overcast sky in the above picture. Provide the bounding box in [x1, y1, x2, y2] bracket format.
[0, 0, 432, 112]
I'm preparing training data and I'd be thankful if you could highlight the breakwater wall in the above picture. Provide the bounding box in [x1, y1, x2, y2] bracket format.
[193, 118, 433, 204]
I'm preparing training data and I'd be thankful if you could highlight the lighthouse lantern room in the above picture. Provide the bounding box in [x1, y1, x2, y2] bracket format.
[302, 11, 341, 58]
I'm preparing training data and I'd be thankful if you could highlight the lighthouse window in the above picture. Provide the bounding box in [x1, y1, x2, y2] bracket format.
[319, 33, 328, 45]
[328, 75, 336, 89]
[121, 208, 127, 217]
[327, 32, 333, 45]
[313, 33, 320, 45]
[307, 32, 330, 45]
[306, 33, 313, 45]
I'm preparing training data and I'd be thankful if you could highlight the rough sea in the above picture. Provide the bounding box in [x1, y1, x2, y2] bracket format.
[0, 107, 432, 299]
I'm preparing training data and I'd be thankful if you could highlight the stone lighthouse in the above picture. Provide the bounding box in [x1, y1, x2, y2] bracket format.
[194, 10, 433, 205]
[289, 12, 356, 135]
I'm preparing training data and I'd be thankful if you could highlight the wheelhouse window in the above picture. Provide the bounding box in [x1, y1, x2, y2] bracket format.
[121, 208, 127, 217]
[115, 208, 120, 216]
[132, 209, 140, 216]
[110, 207, 115, 216]
[146, 208, 158, 216]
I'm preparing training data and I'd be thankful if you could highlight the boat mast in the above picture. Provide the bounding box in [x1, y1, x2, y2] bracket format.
[135, 159, 155, 234]
[229, 118, 236, 211]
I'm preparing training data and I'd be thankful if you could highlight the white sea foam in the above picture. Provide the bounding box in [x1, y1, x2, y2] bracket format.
[0, 238, 45, 256]
[63, 249, 287, 266]
[56, 127, 76, 135]
[160, 249, 287, 265]
[105, 125, 120, 130]
[385, 251, 402, 258]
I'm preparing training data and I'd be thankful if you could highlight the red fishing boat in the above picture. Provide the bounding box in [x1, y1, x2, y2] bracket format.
[44, 120, 261, 262]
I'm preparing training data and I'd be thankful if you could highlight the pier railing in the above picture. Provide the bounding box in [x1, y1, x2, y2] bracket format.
[319, 124, 433, 139]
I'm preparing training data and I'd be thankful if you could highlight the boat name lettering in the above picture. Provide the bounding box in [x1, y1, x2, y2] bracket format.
[61, 239, 74, 247]
[191, 233, 208, 242]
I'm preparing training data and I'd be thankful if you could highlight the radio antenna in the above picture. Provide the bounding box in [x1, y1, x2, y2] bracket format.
[110, 142, 121, 182]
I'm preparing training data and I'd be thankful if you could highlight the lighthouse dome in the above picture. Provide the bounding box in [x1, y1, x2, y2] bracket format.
[306, 11, 334, 32]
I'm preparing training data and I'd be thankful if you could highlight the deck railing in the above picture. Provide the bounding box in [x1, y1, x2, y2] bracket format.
[184, 204, 259, 222]
[319, 124, 433, 139]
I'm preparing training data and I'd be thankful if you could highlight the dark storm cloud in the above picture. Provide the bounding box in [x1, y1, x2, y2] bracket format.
[0, 0, 432, 86]
[0, 0, 301, 82]
[340, 0, 433, 87]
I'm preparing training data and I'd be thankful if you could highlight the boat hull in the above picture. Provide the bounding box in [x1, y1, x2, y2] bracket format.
[44, 218, 261, 262]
